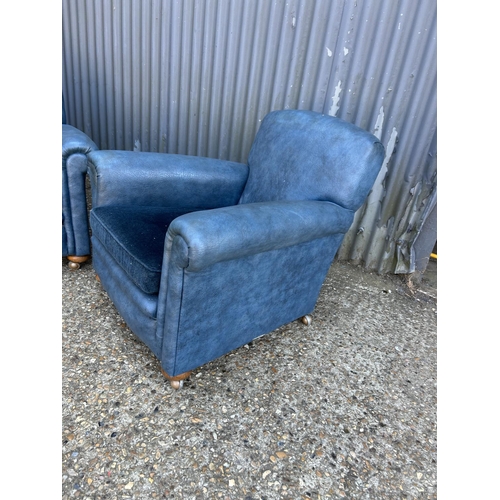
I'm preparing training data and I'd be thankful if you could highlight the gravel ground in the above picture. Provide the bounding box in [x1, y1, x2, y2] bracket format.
[62, 257, 437, 499]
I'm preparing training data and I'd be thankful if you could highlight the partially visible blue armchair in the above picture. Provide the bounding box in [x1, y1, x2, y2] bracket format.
[62, 97, 98, 269]
[88, 110, 384, 388]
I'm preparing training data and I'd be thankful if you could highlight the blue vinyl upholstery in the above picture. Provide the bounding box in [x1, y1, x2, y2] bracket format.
[88, 110, 385, 380]
[62, 98, 98, 263]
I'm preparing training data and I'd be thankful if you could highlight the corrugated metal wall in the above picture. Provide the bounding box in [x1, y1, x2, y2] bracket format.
[62, 0, 437, 274]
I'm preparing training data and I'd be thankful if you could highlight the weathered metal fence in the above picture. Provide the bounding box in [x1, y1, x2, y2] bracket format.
[62, 0, 437, 274]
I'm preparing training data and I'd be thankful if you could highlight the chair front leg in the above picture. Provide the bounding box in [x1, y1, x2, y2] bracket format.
[67, 255, 90, 270]
[161, 369, 192, 390]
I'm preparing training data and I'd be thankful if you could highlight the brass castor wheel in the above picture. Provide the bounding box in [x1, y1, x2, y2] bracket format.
[300, 315, 312, 326]
[161, 369, 192, 390]
[170, 380, 184, 390]
[67, 255, 89, 270]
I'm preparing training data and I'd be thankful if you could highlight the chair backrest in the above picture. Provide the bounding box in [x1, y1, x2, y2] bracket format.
[239, 110, 385, 212]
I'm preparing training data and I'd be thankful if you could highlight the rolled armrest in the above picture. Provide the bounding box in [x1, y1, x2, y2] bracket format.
[62, 124, 98, 163]
[166, 200, 354, 271]
[88, 150, 249, 209]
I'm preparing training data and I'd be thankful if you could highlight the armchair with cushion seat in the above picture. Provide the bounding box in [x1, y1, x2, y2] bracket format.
[62, 97, 98, 269]
[88, 110, 385, 388]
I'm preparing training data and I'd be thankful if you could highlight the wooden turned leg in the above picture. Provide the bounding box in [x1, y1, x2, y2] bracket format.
[161, 369, 192, 389]
[67, 255, 90, 270]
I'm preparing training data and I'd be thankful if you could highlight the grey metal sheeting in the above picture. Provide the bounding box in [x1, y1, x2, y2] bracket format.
[62, 0, 437, 274]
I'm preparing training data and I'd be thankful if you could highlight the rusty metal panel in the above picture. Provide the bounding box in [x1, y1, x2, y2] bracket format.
[62, 0, 437, 274]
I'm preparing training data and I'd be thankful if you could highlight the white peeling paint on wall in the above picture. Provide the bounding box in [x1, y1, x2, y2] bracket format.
[338, 126, 398, 264]
[357, 127, 399, 268]
[393, 180, 423, 273]
[326, 47, 332, 57]
[373, 106, 385, 140]
[380, 127, 398, 174]
[365, 127, 398, 219]
[328, 81, 342, 117]
[343, 47, 349, 56]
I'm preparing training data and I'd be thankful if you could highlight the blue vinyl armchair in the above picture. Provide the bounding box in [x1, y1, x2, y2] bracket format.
[62, 98, 98, 269]
[88, 110, 384, 388]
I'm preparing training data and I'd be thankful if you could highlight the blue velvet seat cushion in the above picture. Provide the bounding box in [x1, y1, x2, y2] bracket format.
[90, 206, 194, 295]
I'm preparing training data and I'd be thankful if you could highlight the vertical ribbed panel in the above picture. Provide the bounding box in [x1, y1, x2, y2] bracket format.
[62, 0, 437, 274]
